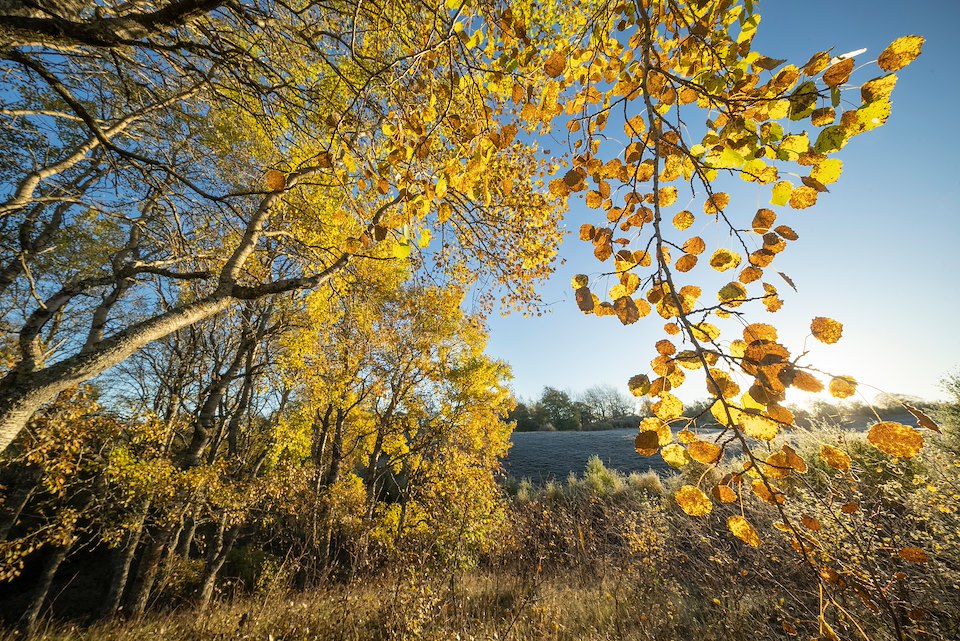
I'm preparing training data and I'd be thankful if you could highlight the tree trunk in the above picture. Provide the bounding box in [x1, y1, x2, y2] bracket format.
[0, 295, 235, 453]
[196, 514, 239, 611]
[126, 523, 176, 617]
[18, 542, 69, 636]
[100, 501, 149, 620]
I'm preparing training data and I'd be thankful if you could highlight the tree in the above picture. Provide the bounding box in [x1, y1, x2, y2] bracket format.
[538, 387, 581, 431]
[0, 0, 568, 451]
[579, 383, 636, 424]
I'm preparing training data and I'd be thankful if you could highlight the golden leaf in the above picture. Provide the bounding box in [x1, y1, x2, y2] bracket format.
[867, 422, 924, 458]
[792, 370, 824, 393]
[752, 208, 776, 234]
[739, 413, 778, 441]
[727, 515, 761, 547]
[675, 485, 712, 517]
[682, 236, 706, 255]
[658, 186, 678, 206]
[544, 51, 566, 78]
[661, 443, 690, 468]
[829, 376, 857, 399]
[861, 74, 898, 103]
[801, 515, 821, 531]
[877, 35, 924, 72]
[774, 225, 799, 241]
[676, 254, 698, 272]
[713, 484, 737, 503]
[689, 440, 722, 465]
[652, 393, 683, 420]
[811, 107, 836, 126]
[743, 323, 777, 343]
[802, 51, 831, 76]
[898, 547, 929, 564]
[820, 444, 851, 472]
[752, 480, 784, 505]
[704, 192, 729, 214]
[822, 58, 855, 86]
[673, 210, 695, 231]
[788, 185, 818, 209]
[585, 191, 603, 208]
[810, 317, 843, 344]
[678, 429, 696, 445]
[709, 248, 741, 272]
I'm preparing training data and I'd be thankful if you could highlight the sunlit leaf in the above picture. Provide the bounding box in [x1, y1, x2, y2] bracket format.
[727, 515, 761, 547]
[788, 185, 818, 209]
[770, 181, 792, 206]
[820, 444, 851, 472]
[709, 249, 741, 272]
[704, 192, 729, 214]
[713, 484, 737, 503]
[867, 422, 924, 458]
[675, 485, 712, 516]
[822, 58, 854, 86]
[689, 440, 722, 465]
[544, 50, 566, 77]
[739, 413, 778, 441]
[652, 393, 683, 420]
[829, 376, 857, 399]
[810, 317, 843, 344]
[877, 35, 924, 72]
[661, 443, 690, 468]
[904, 403, 941, 432]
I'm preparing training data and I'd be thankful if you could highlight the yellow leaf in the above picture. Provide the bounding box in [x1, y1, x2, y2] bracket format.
[811, 158, 842, 184]
[739, 414, 778, 441]
[877, 35, 924, 72]
[673, 210, 694, 231]
[810, 317, 843, 344]
[727, 515, 761, 547]
[661, 443, 690, 468]
[675, 485, 712, 517]
[628, 374, 651, 397]
[418, 229, 432, 248]
[704, 192, 729, 214]
[867, 422, 924, 458]
[861, 74, 898, 103]
[829, 376, 857, 399]
[652, 393, 683, 420]
[689, 441, 722, 465]
[713, 484, 737, 503]
[658, 186, 678, 207]
[820, 445, 850, 472]
[392, 240, 411, 259]
[770, 181, 792, 207]
[709, 248, 741, 272]
[788, 185, 818, 209]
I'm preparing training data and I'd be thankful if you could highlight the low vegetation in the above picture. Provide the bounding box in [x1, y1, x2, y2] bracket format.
[3, 382, 958, 640]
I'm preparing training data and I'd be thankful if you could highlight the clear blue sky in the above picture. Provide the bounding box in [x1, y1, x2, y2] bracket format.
[485, 0, 960, 406]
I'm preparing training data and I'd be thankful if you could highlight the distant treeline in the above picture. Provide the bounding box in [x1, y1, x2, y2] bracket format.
[509, 384, 639, 431]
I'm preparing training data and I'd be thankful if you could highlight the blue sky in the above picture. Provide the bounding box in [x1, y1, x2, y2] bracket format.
[485, 0, 960, 406]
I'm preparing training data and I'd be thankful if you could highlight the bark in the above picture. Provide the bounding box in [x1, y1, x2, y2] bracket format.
[18, 542, 69, 635]
[126, 522, 176, 617]
[100, 500, 150, 620]
[196, 514, 239, 611]
[0, 293, 234, 453]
